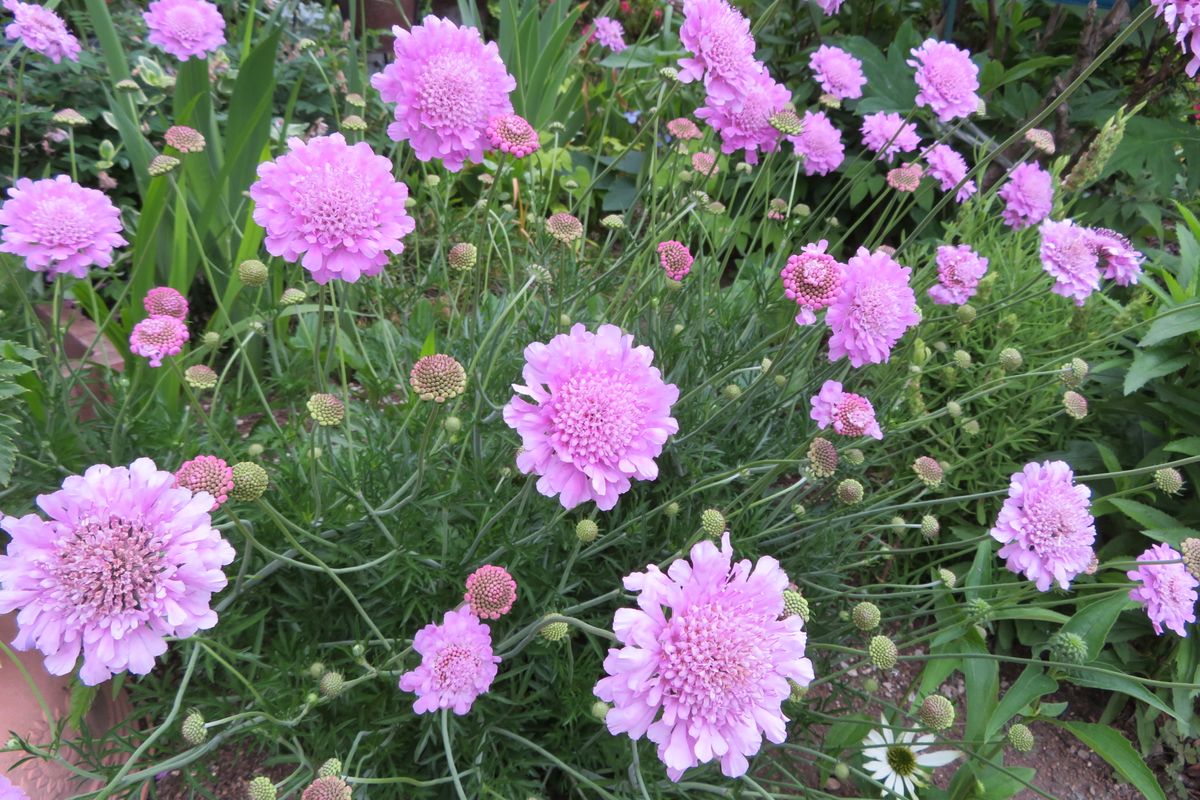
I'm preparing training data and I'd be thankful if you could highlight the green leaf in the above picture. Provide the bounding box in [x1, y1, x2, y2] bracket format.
[1108, 498, 1181, 532]
[1164, 437, 1200, 456]
[67, 682, 100, 732]
[419, 329, 437, 358]
[990, 607, 1070, 624]
[1059, 592, 1132, 660]
[1068, 671, 1188, 728]
[961, 629, 997, 745]
[986, 666, 1057, 739]
[1060, 722, 1167, 800]
[1124, 348, 1190, 394]
[1139, 301, 1200, 348]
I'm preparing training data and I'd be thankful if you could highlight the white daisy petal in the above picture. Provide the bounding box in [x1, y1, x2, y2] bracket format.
[916, 748, 961, 768]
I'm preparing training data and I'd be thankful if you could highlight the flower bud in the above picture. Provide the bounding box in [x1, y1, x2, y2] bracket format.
[238, 259, 269, 287]
[937, 568, 956, 588]
[999, 347, 1023, 372]
[443, 415, 463, 434]
[920, 515, 940, 540]
[837, 478, 864, 505]
[953, 349, 972, 369]
[955, 304, 977, 325]
[852, 601, 880, 631]
[868, 635, 898, 670]
[919, 695, 955, 730]
[1058, 358, 1089, 388]
[308, 662, 326, 679]
[591, 701, 610, 721]
[319, 671, 345, 699]
[1154, 468, 1184, 497]
[664, 502, 680, 518]
[1048, 631, 1088, 665]
[806, 437, 838, 479]
[247, 776, 277, 800]
[1181, 538, 1200, 580]
[539, 614, 570, 643]
[700, 509, 725, 537]
[782, 590, 810, 622]
[1008, 723, 1035, 752]
[229, 462, 269, 501]
[576, 519, 599, 544]
[317, 758, 342, 778]
[181, 710, 207, 746]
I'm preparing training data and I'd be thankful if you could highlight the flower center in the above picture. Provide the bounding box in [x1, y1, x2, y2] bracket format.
[49, 515, 166, 624]
[926, 59, 970, 97]
[432, 644, 482, 692]
[294, 166, 378, 247]
[549, 369, 645, 465]
[657, 600, 772, 724]
[886, 745, 918, 776]
[731, 89, 775, 135]
[826, 59, 857, 90]
[703, 21, 749, 76]
[33, 198, 96, 251]
[165, 6, 206, 44]
[850, 283, 894, 335]
[1025, 495, 1087, 555]
[835, 397, 871, 436]
[419, 55, 485, 131]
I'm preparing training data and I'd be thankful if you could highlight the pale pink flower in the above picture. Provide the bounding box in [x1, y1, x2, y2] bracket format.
[175, 455, 233, 510]
[1039, 219, 1100, 306]
[929, 243, 988, 306]
[0, 458, 235, 685]
[130, 316, 189, 368]
[372, 15, 516, 172]
[809, 45, 866, 100]
[887, 163, 923, 192]
[1128, 543, 1198, 636]
[667, 117, 703, 140]
[860, 112, 921, 163]
[657, 240, 694, 281]
[923, 143, 977, 202]
[1089, 228, 1143, 286]
[486, 113, 539, 158]
[810, 379, 883, 439]
[593, 16, 627, 52]
[990, 460, 1095, 592]
[695, 65, 790, 164]
[250, 133, 415, 284]
[908, 39, 980, 122]
[691, 150, 719, 176]
[816, 0, 845, 13]
[503, 324, 679, 511]
[143, 0, 226, 62]
[826, 247, 920, 367]
[780, 239, 843, 325]
[998, 162, 1053, 229]
[144, 286, 188, 319]
[788, 110, 844, 175]
[677, 0, 760, 100]
[594, 533, 814, 781]
[0, 175, 126, 279]
[464, 565, 517, 620]
[1150, 0, 1200, 76]
[399, 607, 500, 714]
[3, 0, 80, 62]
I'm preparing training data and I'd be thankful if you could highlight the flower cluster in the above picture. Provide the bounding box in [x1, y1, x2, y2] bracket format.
[810, 380, 883, 439]
[0, 176, 127, 279]
[929, 244, 989, 306]
[130, 288, 191, 368]
[657, 240, 694, 281]
[1038, 218, 1143, 305]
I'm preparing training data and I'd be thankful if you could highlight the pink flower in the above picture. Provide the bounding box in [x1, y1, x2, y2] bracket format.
[1089, 228, 1143, 286]
[860, 112, 921, 163]
[503, 324, 679, 511]
[809, 45, 866, 100]
[990, 460, 1095, 592]
[1128, 543, 1198, 636]
[250, 133, 414, 285]
[886, 163, 923, 192]
[929, 243, 988, 306]
[142, 0, 226, 62]
[175, 455, 233, 510]
[666, 117, 703, 140]
[144, 286, 188, 319]
[810, 380, 883, 439]
[130, 316, 189, 368]
[998, 162, 1053, 229]
[3, 0, 80, 62]
[0, 176, 126, 279]
[691, 150, 718, 176]
[780, 239, 843, 325]
[825, 247, 920, 367]
[658, 240, 694, 281]
[0, 458, 235, 685]
[696, 65, 790, 165]
[923, 143, 977, 202]
[1150, 1, 1200, 76]
[908, 39, 980, 122]
[464, 565, 517, 620]
[372, 16, 516, 172]
[1039, 219, 1100, 306]
[486, 113, 539, 158]
[593, 533, 814, 782]
[399, 607, 500, 714]
[0, 774, 30, 800]
[593, 16, 627, 52]
[678, 0, 760, 100]
[816, 0, 845, 13]
[788, 110, 844, 175]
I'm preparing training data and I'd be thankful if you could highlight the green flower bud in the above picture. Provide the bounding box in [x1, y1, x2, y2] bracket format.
[955, 304, 977, 325]
[181, 710, 207, 746]
[851, 601, 880, 631]
[319, 671, 345, 699]
[229, 462, 269, 501]
[576, 519, 599, 544]
[1048, 631, 1089, 665]
[999, 347, 1023, 372]
[920, 515, 940, 540]
[837, 478, 864, 505]
[783, 590, 810, 622]
[238, 259, 269, 287]
[539, 614, 570, 643]
[938, 568, 956, 588]
[318, 758, 342, 778]
[700, 509, 726, 537]
[246, 776, 277, 800]
[919, 695, 955, 731]
[591, 701, 610, 721]
[1154, 468, 1184, 497]
[1008, 723, 1035, 752]
[868, 635, 898, 670]
[443, 415, 463, 434]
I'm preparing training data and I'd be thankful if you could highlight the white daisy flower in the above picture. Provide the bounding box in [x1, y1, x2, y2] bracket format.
[862, 715, 960, 797]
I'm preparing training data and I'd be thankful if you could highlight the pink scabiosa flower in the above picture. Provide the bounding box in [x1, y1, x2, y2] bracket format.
[371, 16, 517, 172]
[1089, 228, 1143, 286]
[593, 533, 814, 782]
[1128, 543, 1198, 636]
[825, 247, 920, 367]
[250, 133, 415, 285]
[923, 143, 977, 202]
[677, 0, 759, 100]
[780, 239, 843, 325]
[808, 45, 866, 101]
[1039, 219, 1100, 306]
[0, 458, 235, 685]
[129, 316, 189, 368]
[809, 380, 883, 439]
[788, 110, 844, 176]
[657, 240, 694, 281]
[908, 39, 980, 122]
[691, 150, 718, 176]
[464, 564, 517, 620]
[143, 286, 188, 319]
[886, 163, 923, 193]
[860, 112, 921, 163]
[175, 455, 233, 510]
[0, 175, 127, 279]
[398, 607, 500, 714]
[816, 0, 845, 13]
[0, 775, 29, 800]
[929, 243, 989, 306]
[990, 460, 1095, 592]
[593, 16, 627, 52]
[667, 117, 703, 140]
[3, 0, 80, 63]
[998, 162, 1053, 230]
[142, 0, 226, 62]
[696, 66, 791, 165]
[503, 324, 679, 511]
[1150, 0, 1200, 76]
[486, 113, 539, 158]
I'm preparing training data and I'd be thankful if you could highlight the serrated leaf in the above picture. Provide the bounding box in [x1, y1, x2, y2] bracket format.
[1124, 348, 1190, 394]
[67, 683, 100, 732]
[1139, 301, 1200, 348]
[1060, 722, 1166, 800]
[1108, 498, 1181, 532]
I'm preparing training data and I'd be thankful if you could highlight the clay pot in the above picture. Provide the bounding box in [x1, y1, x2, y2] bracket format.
[34, 300, 124, 422]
